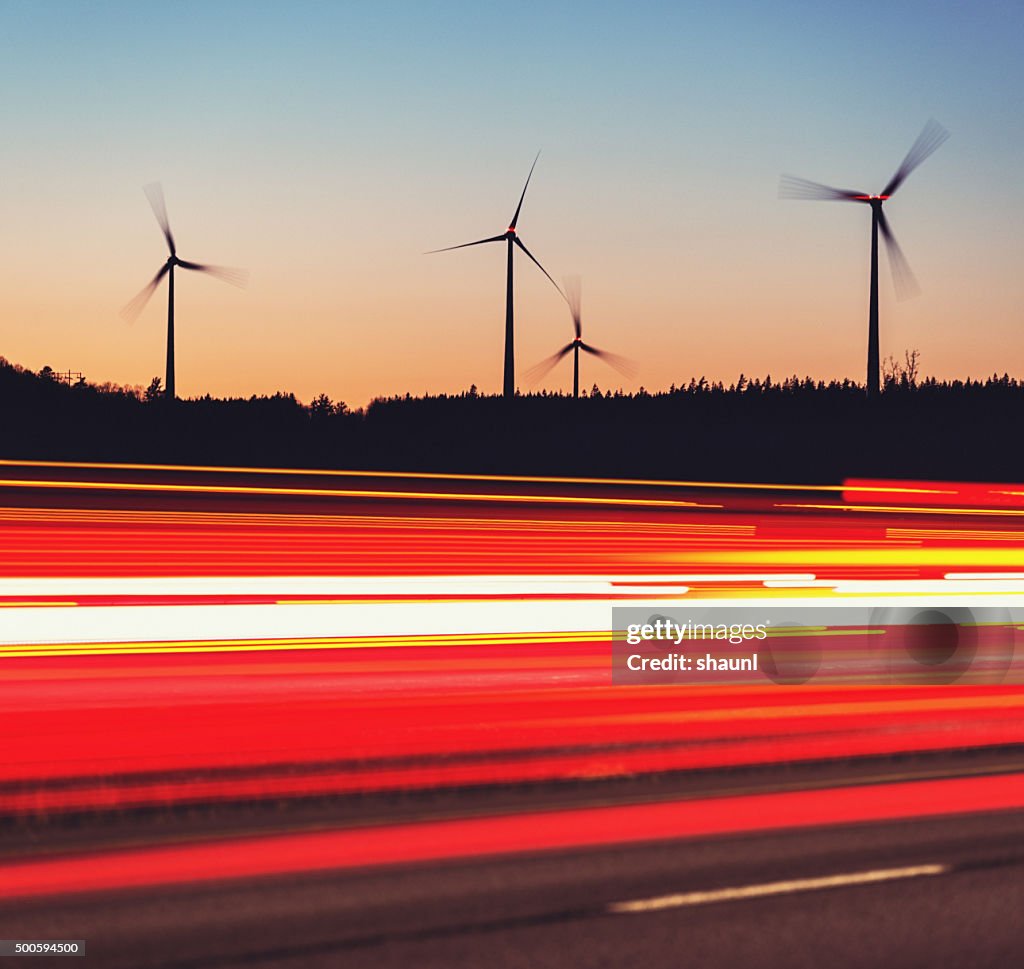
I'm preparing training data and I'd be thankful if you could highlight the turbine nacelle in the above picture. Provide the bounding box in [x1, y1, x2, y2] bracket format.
[121, 183, 247, 402]
[525, 276, 635, 394]
[426, 152, 567, 398]
[780, 119, 949, 396]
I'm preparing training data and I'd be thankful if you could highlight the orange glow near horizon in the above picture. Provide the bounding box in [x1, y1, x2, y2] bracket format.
[3, 153, 1021, 410]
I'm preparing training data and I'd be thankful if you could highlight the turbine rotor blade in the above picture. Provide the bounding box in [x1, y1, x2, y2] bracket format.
[509, 151, 540, 230]
[779, 175, 867, 202]
[143, 182, 176, 255]
[881, 119, 949, 198]
[513, 236, 565, 299]
[425, 234, 507, 254]
[524, 342, 574, 385]
[564, 274, 582, 338]
[120, 264, 170, 322]
[176, 260, 249, 288]
[580, 342, 637, 380]
[876, 208, 920, 301]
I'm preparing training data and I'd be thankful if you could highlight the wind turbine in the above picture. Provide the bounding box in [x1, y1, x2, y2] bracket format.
[526, 276, 634, 398]
[780, 119, 948, 397]
[428, 153, 564, 400]
[123, 183, 247, 400]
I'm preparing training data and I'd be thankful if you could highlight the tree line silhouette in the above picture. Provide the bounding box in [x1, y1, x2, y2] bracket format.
[2, 356, 1021, 483]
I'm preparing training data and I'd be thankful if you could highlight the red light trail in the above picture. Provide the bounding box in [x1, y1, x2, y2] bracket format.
[1, 460, 1023, 901]
[3, 772, 1024, 901]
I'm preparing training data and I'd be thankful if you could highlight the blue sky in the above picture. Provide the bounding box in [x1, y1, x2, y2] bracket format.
[0, 1, 1021, 403]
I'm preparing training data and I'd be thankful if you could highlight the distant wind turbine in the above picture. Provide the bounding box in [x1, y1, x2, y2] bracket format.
[526, 276, 634, 398]
[780, 119, 949, 397]
[122, 183, 247, 400]
[428, 153, 563, 400]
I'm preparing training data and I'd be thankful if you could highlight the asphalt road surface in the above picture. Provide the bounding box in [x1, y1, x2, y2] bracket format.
[1, 808, 1022, 968]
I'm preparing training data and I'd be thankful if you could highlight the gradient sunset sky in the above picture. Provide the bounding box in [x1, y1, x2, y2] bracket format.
[1, 1, 1021, 406]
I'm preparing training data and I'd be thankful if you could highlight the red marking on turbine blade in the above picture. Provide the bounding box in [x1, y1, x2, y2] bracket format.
[2, 772, 1024, 900]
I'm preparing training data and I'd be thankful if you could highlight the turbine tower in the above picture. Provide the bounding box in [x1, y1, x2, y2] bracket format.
[526, 276, 634, 398]
[428, 153, 563, 400]
[780, 120, 948, 397]
[123, 183, 247, 400]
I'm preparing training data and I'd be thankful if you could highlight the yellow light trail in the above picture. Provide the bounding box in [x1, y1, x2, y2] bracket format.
[0, 505, 755, 536]
[0, 458, 956, 496]
[0, 478, 716, 509]
[673, 548, 1024, 567]
[888, 528, 1024, 542]
[0, 630, 606, 659]
[518, 692, 1024, 730]
[779, 502, 1024, 518]
[0, 620, 941, 659]
[0, 656, 613, 676]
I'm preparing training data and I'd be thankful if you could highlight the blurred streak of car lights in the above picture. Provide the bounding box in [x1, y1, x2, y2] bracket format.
[3, 463, 1024, 898]
[2, 772, 1024, 900]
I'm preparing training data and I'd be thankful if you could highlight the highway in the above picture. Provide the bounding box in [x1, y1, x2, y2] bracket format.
[1, 798, 1023, 967]
[1, 460, 1024, 965]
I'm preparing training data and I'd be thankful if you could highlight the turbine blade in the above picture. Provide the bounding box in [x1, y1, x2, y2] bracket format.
[881, 119, 949, 198]
[120, 264, 170, 322]
[524, 342, 574, 385]
[513, 236, 565, 299]
[877, 208, 920, 301]
[509, 151, 540, 230]
[580, 342, 637, 380]
[564, 274, 582, 338]
[779, 174, 867, 202]
[176, 260, 249, 288]
[425, 234, 507, 254]
[143, 182, 176, 255]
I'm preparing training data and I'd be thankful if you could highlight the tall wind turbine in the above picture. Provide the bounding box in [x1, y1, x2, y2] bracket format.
[428, 153, 564, 400]
[123, 183, 247, 400]
[526, 276, 634, 398]
[780, 120, 948, 397]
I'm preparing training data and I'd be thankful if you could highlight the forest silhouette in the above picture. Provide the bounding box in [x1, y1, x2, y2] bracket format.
[2, 356, 1020, 483]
